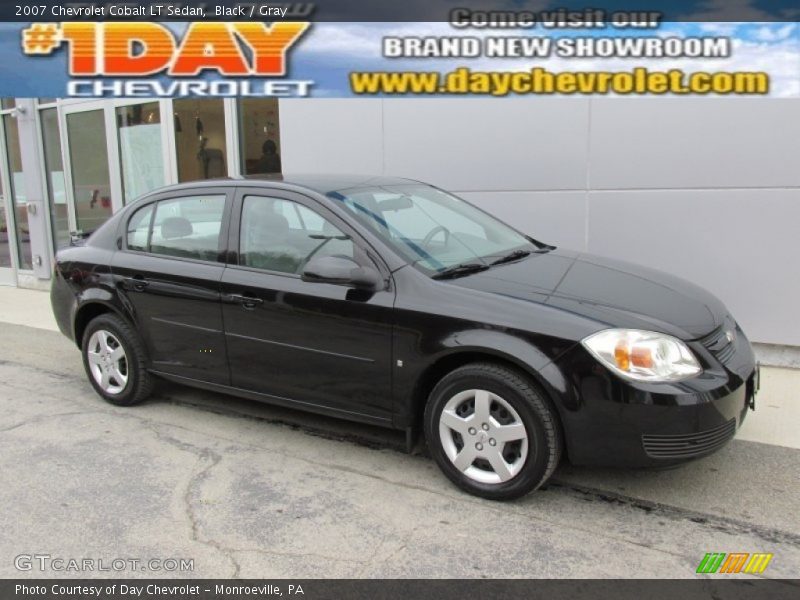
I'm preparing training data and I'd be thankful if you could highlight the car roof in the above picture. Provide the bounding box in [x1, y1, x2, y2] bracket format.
[147, 174, 424, 197]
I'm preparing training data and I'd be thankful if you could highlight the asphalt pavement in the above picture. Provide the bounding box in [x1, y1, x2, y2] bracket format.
[0, 322, 798, 579]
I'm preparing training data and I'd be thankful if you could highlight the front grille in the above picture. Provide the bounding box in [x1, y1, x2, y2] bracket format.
[698, 324, 736, 364]
[642, 419, 736, 459]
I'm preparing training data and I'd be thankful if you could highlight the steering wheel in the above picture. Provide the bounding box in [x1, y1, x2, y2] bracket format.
[422, 225, 451, 249]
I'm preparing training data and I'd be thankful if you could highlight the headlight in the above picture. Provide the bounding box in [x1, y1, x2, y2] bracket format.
[581, 329, 702, 382]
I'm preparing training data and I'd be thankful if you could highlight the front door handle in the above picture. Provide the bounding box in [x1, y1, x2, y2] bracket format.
[126, 275, 150, 292]
[228, 293, 264, 309]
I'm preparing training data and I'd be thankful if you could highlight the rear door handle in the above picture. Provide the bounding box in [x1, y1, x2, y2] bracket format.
[126, 275, 150, 292]
[228, 293, 264, 309]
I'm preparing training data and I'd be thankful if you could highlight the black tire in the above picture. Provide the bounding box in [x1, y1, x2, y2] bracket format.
[424, 362, 562, 500]
[81, 313, 153, 407]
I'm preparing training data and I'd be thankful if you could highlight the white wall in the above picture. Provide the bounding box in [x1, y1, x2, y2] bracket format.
[279, 98, 800, 346]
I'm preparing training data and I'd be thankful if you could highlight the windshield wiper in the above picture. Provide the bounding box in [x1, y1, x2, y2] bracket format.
[490, 249, 531, 266]
[432, 262, 490, 280]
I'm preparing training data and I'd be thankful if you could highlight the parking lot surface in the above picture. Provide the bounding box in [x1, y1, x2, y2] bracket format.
[1, 322, 798, 578]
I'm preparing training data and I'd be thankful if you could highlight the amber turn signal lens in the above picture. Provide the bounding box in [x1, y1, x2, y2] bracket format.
[614, 342, 630, 371]
[613, 343, 654, 371]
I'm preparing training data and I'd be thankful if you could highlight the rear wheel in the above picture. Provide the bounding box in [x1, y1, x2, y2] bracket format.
[81, 313, 153, 406]
[424, 362, 562, 500]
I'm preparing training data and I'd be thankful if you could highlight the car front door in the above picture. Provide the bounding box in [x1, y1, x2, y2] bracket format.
[111, 188, 232, 385]
[220, 187, 395, 424]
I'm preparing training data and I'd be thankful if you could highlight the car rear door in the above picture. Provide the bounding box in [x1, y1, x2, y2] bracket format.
[220, 186, 395, 424]
[111, 187, 233, 385]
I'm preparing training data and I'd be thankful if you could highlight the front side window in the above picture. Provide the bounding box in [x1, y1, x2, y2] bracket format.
[126, 195, 225, 261]
[240, 196, 354, 274]
[329, 184, 536, 274]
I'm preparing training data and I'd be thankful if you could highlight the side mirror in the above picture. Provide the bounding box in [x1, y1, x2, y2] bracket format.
[301, 255, 383, 290]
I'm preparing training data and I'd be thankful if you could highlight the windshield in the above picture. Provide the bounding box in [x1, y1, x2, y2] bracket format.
[328, 184, 541, 275]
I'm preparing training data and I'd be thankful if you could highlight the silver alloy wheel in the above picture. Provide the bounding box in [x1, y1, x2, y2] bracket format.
[86, 329, 129, 395]
[438, 389, 529, 484]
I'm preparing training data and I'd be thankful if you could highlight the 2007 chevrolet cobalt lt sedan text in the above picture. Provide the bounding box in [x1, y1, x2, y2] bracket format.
[51, 175, 759, 500]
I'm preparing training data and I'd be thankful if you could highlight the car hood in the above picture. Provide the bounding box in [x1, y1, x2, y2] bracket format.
[449, 249, 727, 340]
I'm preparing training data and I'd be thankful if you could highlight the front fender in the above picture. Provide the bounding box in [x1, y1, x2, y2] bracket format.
[392, 321, 579, 430]
[437, 328, 558, 373]
[438, 329, 579, 412]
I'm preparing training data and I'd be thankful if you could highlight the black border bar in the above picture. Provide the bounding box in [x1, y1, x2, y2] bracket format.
[3, 579, 800, 600]
[4, 0, 800, 22]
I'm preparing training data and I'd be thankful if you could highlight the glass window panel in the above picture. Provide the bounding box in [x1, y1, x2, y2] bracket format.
[126, 203, 153, 252]
[0, 176, 9, 268]
[38, 98, 57, 105]
[295, 204, 325, 231]
[3, 114, 32, 269]
[240, 196, 354, 274]
[173, 99, 227, 182]
[40, 108, 70, 250]
[1, 99, 15, 110]
[116, 102, 165, 204]
[335, 184, 532, 273]
[239, 99, 282, 175]
[66, 110, 112, 233]
[150, 195, 225, 261]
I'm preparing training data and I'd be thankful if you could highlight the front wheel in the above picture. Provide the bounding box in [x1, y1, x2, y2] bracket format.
[81, 313, 153, 407]
[424, 363, 562, 500]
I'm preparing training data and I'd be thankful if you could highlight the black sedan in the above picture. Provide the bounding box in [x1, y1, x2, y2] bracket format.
[51, 175, 758, 500]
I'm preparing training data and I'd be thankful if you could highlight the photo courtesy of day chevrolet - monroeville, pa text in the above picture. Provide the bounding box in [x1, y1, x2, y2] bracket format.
[0, 1, 797, 599]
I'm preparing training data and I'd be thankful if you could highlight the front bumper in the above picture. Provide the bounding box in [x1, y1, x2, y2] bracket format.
[555, 323, 758, 468]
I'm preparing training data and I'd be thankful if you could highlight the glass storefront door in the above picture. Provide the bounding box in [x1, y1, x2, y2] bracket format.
[59, 101, 171, 244]
[63, 105, 114, 234]
[0, 98, 283, 287]
[116, 101, 166, 204]
[0, 111, 31, 278]
[0, 164, 13, 284]
[40, 107, 70, 251]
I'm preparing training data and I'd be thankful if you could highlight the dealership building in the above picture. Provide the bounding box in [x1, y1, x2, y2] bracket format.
[1, 96, 798, 352]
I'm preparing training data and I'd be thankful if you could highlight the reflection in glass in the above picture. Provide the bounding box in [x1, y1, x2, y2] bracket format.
[126, 203, 153, 252]
[150, 195, 226, 261]
[116, 102, 165, 204]
[0, 174, 9, 268]
[3, 114, 32, 269]
[239, 99, 282, 175]
[40, 108, 70, 250]
[173, 99, 227, 182]
[66, 110, 112, 233]
[1, 99, 15, 110]
[240, 195, 353, 273]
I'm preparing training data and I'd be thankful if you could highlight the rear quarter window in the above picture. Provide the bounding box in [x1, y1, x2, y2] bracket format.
[126, 204, 153, 252]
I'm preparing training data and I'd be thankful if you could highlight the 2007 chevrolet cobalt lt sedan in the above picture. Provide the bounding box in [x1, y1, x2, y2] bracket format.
[51, 175, 759, 500]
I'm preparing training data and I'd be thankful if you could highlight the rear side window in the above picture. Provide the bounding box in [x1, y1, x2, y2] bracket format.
[126, 195, 226, 261]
